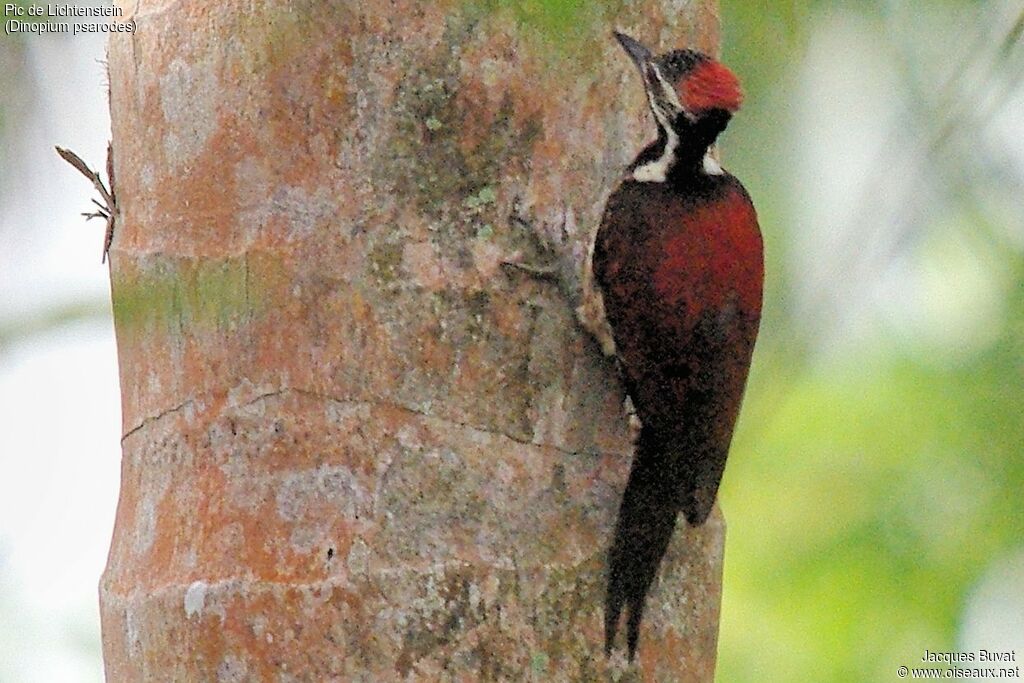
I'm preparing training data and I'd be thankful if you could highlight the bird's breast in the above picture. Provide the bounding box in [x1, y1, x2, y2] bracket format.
[599, 179, 762, 335]
[647, 186, 763, 325]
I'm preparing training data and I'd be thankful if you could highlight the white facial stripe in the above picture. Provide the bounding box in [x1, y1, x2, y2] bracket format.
[650, 63, 683, 112]
[633, 63, 680, 183]
[642, 75, 670, 128]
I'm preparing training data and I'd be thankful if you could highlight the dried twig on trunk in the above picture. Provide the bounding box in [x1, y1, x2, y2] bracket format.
[56, 143, 118, 263]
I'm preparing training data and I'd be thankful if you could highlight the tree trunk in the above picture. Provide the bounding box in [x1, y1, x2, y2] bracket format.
[99, 1, 725, 680]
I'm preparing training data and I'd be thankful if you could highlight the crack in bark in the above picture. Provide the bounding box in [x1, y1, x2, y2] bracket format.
[520, 303, 544, 441]
[103, 551, 605, 610]
[291, 387, 584, 458]
[102, 558, 536, 612]
[121, 386, 589, 459]
[120, 398, 196, 443]
[243, 251, 250, 320]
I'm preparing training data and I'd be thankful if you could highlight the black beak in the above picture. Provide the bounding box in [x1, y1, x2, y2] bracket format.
[614, 31, 652, 71]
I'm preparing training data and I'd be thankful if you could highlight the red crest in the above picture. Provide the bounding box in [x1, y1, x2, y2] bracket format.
[678, 60, 743, 113]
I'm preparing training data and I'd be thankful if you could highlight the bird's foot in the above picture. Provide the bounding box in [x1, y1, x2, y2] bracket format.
[575, 285, 617, 357]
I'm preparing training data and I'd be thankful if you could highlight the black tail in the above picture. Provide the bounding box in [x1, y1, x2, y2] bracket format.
[604, 426, 687, 659]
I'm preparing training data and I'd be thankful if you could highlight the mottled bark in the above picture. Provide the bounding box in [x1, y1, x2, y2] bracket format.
[100, 1, 724, 680]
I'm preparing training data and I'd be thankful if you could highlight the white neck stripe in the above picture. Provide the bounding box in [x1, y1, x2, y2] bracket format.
[632, 131, 675, 182]
[702, 154, 724, 175]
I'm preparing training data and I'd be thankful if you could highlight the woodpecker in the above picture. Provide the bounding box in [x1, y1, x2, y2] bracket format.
[593, 32, 763, 659]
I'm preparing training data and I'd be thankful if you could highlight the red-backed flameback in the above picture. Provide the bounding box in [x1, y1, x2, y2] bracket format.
[592, 32, 763, 658]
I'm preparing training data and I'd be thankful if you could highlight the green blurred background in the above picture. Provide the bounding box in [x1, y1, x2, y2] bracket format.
[1, 1, 1021, 681]
[717, 1, 1024, 681]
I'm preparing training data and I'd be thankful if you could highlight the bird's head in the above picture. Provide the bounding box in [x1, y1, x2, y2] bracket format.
[614, 31, 742, 143]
